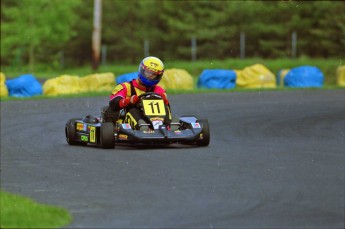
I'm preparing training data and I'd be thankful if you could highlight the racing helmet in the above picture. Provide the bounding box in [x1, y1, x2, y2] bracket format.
[138, 56, 164, 87]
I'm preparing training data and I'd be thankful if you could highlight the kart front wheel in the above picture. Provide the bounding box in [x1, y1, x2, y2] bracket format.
[65, 118, 87, 146]
[100, 123, 115, 149]
[196, 119, 210, 146]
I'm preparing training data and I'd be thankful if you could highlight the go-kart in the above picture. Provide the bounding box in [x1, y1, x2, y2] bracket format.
[65, 92, 210, 149]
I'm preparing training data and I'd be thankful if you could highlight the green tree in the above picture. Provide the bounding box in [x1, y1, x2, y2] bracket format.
[1, 0, 81, 71]
[62, 0, 93, 67]
[308, 1, 345, 57]
[1, 0, 344, 68]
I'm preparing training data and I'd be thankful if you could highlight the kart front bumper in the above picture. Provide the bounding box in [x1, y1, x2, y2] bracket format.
[116, 125, 203, 143]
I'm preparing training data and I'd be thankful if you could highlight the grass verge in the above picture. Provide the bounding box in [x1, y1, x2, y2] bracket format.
[0, 190, 72, 229]
[0, 86, 344, 102]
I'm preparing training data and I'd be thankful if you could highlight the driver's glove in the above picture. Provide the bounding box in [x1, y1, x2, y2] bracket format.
[119, 95, 139, 108]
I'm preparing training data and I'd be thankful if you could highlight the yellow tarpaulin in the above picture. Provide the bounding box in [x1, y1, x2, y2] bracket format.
[278, 69, 290, 87]
[80, 72, 115, 92]
[0, 72, 9, 97]
[43, 75, 81, 96]
[159, 68, 194, 90]
[43, 73, 116, 96]
[236, 64, 277, 88]
[336, 65, 345, 87]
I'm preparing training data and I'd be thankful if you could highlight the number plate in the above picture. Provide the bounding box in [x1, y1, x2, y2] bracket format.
[89, 126, 96, 143]
[142, 100, 166, 116]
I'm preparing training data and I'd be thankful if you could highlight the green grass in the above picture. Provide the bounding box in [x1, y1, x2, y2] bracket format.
[0, 190, 72, 229]
[1, 86, 344, 102]
[1, 57, 343, 85]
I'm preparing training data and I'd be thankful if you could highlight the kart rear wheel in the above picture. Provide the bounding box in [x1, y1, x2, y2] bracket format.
[196, 119, 210, 146]
[100, 122, 115, 149]
[65, 118, 87, 146]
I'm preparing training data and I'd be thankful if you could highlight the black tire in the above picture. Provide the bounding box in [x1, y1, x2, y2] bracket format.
[100, 122, 115, 149]
[196, 119, 210, 146]
[65, 118, 87, 146]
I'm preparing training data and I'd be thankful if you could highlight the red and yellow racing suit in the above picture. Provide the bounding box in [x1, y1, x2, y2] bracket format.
[109, 79, 172, 129]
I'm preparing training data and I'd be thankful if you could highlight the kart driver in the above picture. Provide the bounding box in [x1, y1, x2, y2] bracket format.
[108, 56, 172, 131]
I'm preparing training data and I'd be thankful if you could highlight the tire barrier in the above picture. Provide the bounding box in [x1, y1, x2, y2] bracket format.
[0, 72, 9, 97]
[159, 68, 194, 90]
[43, 75, 81, 96]
[2, 64, 341, 98]
[43, 73, 115, 96]
[337, 65, 345, 87]
[6, 74, 42, 97]
[236, 64, 276, 89]
[197, 69, 236, 89]
[283, 66, 324, 88]
[116, 72, 137, 84]
[277, 69, 290, 87]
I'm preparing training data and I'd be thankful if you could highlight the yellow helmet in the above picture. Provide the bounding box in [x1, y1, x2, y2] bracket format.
[138, 56, 164, 87]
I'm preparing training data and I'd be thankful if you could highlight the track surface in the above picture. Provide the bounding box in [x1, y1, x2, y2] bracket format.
[1, 90, 344, 228]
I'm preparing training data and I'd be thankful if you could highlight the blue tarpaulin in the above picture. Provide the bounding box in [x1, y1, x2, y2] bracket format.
[116, 72, 137, 84]
[6, 74, 43, 97]
[284, 66, 324, 87]
[197, 69, 236, 89]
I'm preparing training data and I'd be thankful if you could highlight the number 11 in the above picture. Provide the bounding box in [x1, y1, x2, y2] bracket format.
[149, 101, 160, 114]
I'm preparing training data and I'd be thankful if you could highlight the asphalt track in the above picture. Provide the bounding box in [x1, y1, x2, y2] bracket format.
[1, 90, 344, 228]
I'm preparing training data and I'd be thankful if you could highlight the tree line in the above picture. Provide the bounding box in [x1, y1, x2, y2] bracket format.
[1, 0, 344, 70]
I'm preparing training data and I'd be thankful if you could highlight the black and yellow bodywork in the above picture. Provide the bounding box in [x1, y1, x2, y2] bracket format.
[65, 93, 210, 149]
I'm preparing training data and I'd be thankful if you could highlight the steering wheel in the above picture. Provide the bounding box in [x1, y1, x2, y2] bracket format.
[136, 92, 162, 109]
[138, 92, 162, 100]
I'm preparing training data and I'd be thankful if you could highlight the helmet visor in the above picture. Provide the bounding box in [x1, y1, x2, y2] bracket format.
[143, 69, 162, 80]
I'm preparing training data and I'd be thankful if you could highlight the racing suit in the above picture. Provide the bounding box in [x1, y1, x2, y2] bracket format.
[109, 79, 172, 129]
